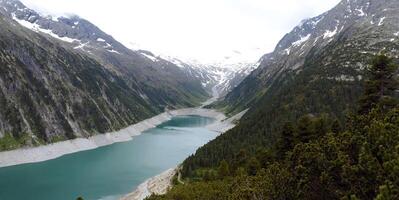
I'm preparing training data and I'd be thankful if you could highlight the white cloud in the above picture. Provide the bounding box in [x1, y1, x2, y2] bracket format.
[20, 0, 341, 63]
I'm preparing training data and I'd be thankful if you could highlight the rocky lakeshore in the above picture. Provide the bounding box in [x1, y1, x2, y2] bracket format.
[120, 168, 178, 200]
[0, 108, 226, 168]
[120, 110, 247, 200]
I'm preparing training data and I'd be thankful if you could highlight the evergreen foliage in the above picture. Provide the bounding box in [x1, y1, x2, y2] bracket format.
[218, 160, 230, 178]
[359, 54, 398, 114]
[146, 54, 399, 200]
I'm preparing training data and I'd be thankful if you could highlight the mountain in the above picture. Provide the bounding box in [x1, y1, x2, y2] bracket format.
[161, 53, 258, 100]
[217, 0, 399, 115]
[180, 60, 258, 99]
[0, 0, 208, 111]
[1, 0, 259, 106]
[0, 0, 209, 150]
[146, 0, 399, 199]
[194, 0, 399, 172]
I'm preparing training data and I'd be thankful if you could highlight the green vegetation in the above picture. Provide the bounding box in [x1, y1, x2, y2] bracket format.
[359, 54, 398, 114]
[147, 55, 399, 200]
[0, 133, 20, 150]
[0, 133, 31, 151]
[0, 13, 208, 149]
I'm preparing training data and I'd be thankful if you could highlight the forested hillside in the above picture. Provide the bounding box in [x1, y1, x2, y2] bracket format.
[147, 54, 399, 199]
[216, 0, 399, 116]
[147, 0, 399, 196]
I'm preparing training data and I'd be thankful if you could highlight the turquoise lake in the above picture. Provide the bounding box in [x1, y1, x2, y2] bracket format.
[0, 115, 217, 200]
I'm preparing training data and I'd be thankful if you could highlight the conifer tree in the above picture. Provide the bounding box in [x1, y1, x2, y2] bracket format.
[359, 54, 398, 114]
[218, 160, 230, 178]
[275, 122, 295, 159]
[247, 157, 261, 176]
[331, 119, 342, 134]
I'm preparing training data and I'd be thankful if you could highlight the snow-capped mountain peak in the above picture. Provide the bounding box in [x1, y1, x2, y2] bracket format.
[0, 0, 127, 56]
[177, 57, 259, 98]
[0, 0, 261, 101]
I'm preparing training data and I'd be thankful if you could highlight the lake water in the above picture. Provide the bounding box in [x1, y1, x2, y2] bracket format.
[0, 115, 217, 200]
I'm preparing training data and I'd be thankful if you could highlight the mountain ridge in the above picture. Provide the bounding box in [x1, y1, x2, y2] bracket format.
[145, 0, 399, 199]
[0, 0, 210, 110]
[0, 0, 211, 150]
[217, 0, 399, 114]
[0, 0, 258, 103]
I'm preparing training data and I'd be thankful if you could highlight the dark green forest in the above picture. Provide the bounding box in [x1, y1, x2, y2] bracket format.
[147, 55, 399, 200]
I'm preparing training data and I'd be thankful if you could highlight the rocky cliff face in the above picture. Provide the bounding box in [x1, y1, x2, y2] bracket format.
[0, 0, 209, 111]
[219, 0, 399, 114]
[0, 0, 209, 150]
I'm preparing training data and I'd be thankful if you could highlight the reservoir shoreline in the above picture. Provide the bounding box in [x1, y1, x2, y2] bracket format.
[121, 109, 247, 200]
[0, 108, 226, 168]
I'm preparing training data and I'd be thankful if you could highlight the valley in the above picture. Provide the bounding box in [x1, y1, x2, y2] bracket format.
[0, 0, 398, 200]
[0, 115, 217, 200]
[0, 0, 254, 151]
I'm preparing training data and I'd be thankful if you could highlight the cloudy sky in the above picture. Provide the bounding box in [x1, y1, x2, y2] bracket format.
[20, 0, 341, 63]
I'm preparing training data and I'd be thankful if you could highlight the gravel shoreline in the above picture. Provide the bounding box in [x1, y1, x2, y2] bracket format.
[120, 110, 247, 200]
[0, 105, 246, 200]
[120, 168, 177, 200]
[0, 108, 226, 168]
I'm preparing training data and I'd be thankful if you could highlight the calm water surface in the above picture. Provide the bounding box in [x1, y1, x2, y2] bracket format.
[0, 115, 216, 200]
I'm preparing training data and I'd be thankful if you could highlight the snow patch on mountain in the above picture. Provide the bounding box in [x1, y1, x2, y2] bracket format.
[183, 59, 258, 98]
[311, 16, 324, 26]
[141, 52, 159, 62]
[159, 55, 186, 68]
[45, 15, 59, 22]
[74, 41, 89, 50]
[107, 49, 121, 54]
[378, 17, 386, 26]
[323, 25, 339, 39]
[12, 13, 77, 43]
[284, 48, 291, 55]
[355, 8, 366, 16]
[292, 34, 311, 47]
[117, 44, 262, 98]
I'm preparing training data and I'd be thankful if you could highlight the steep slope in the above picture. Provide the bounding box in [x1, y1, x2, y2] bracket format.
[0, 13, 157, 149]
[218, 0, 399, 114]
[0, 0, 209, 150]
[174, 0, 399, 188]
[0, 0, 208, 111]
[146, 1, 399, 199]
[182, 63, 257, 98]
[165, 57, 257, 100]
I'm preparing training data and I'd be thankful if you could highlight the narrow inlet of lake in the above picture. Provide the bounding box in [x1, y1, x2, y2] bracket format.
[0, 115, 217, 200]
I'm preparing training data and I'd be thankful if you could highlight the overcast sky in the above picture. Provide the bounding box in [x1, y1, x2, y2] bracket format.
[20, 0, 341, 63]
